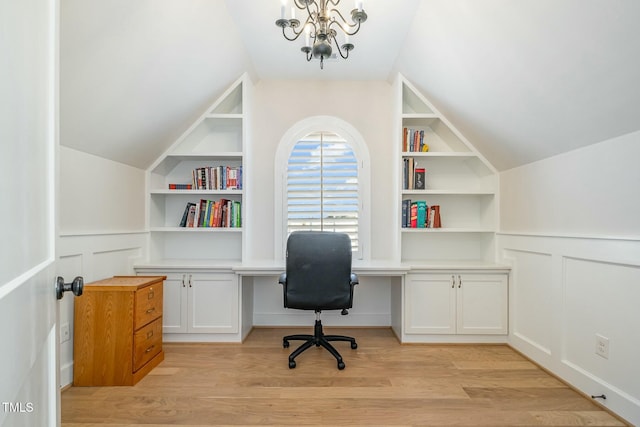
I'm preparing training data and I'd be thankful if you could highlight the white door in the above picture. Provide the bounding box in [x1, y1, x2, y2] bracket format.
[0, 0, 60, 426]
[161, 273, 189, 334]
[189, 273, 239, 333]
[404, 274, 456, 334]
[456, 274, 508, 335]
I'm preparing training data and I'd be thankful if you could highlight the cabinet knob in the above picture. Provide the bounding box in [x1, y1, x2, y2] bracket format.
[458, 275, 462, 288]
[145, 345, 155, 353]
[146, 307, 156, 314]
[451, 275, 455, 288]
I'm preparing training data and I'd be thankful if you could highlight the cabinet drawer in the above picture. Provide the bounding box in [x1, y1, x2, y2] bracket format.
[134, 283, 163, 329]
[133, 317, 163, 371]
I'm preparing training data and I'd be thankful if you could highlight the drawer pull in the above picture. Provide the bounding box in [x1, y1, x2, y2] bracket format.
[146, 330, 153, 339]
[146, 308, 156, 314]
[148, 290, 154, 299]
[145, 345, 155, 353]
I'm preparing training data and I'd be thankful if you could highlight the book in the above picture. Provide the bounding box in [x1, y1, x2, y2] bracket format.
[179, 202, 196, 227]
[404, 158, 415, 189]
[414, 168, 425, 190]
[410, 202, 418, 228]
[425, 205, 441, 228]
[416, 201, 427, 228]
[432, 205, 441, 228]
[169, 183, 193, 190]
[186, 204, 196, 227]
[401, 199, 410, 228]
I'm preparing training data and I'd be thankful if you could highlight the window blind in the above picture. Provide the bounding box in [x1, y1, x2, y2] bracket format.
[287, 132, 359, 252]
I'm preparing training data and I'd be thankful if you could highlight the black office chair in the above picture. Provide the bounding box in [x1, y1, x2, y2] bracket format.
[279, 231, 359, 370]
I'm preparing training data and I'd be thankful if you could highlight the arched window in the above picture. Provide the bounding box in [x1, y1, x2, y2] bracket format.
[275, 116, 370, 260]
[287, 131, 359, 251]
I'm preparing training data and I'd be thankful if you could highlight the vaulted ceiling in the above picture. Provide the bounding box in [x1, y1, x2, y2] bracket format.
[60, 0, 640, 171]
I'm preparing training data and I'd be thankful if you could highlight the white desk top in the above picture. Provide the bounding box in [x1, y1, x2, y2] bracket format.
[135, 259, 510, 275]
[232, 261, 411, 276]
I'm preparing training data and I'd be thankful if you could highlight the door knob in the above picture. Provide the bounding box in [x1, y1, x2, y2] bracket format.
[55, 276, 84, 300]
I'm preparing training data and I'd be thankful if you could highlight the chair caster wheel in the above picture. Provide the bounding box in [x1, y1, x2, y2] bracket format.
[283, 340, 289, 348]
[289, 360, 296, 369]
[351, 342, 358, 349]
[337, 361, 345, 370]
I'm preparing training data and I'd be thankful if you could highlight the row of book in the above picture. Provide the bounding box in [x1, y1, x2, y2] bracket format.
[402, 128, 429, 153]
[401, 200, 441, 228]
[193, 166, 242, 190]
[179, 198, 241, 228]
[403, 158, 425, 190]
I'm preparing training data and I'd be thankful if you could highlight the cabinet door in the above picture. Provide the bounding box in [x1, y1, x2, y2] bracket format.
[405, 274, 456, 334]
[162, 273, 188, 333]
[188, 273, 239, 333]
[456, 274, 508, 335]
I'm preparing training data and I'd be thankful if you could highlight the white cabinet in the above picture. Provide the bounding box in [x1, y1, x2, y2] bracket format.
[395, 76, 498, 263]
[154, 272, 239, 335]
[405, 273, 508, 335]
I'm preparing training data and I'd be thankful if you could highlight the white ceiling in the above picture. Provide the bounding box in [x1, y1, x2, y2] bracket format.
[60, 0, 640, 171]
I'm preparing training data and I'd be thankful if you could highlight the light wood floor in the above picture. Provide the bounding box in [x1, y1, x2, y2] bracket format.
[61, 327, 628, 426]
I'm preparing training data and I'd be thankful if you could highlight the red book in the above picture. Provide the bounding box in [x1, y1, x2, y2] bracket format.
[410, 202, 418, 228]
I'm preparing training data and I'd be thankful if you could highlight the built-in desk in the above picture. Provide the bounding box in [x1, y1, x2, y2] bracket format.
[135, 261, 509, 344]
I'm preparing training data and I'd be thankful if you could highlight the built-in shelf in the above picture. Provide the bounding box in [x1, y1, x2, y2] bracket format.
[397, 75, 498, 263]
[145, 74, 249, 264]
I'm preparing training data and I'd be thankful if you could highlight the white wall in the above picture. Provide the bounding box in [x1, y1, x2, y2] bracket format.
[57, 147, 147, 386]
[248, 80, 396, 326]
[498, 130, 640, 425]
[59, 146, 146, 232]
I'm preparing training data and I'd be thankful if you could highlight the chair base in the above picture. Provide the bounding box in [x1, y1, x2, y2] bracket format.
[283, 319, 357, 369]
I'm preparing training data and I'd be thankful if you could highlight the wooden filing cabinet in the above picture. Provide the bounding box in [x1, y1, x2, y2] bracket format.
[73, 275, 166, 386]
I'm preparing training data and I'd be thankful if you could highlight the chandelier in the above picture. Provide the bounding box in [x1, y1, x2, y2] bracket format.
[275, 0, 368, 69]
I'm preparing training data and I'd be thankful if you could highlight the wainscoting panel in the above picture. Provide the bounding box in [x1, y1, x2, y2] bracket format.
[503, 249, 553, 357]
[563, 257, 640, 401]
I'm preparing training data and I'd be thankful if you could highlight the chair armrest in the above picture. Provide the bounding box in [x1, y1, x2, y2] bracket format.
[279, 273, 287, 285]
[350, 273, 359, 285]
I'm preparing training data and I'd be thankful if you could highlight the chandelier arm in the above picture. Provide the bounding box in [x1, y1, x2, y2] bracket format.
[281, 26, 302, 42]
[326, 7, 363, 36]
[283, 16, 318, 42]
[304, 2, 318, 20]
[327, 18, 361, 36]
[333, 37, 350, 60]
[328, 9, 350, 25]
[292, 0, 307, 9]
[292, 0, 320, 11]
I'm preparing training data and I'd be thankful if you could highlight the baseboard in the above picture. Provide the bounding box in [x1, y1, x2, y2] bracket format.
[60, 361, 73, 388]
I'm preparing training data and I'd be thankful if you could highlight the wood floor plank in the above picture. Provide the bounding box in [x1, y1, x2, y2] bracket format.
[61, 328, 629, 426]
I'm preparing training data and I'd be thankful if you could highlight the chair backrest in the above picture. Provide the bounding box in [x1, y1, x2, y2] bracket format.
[284, 231, 353, 311]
